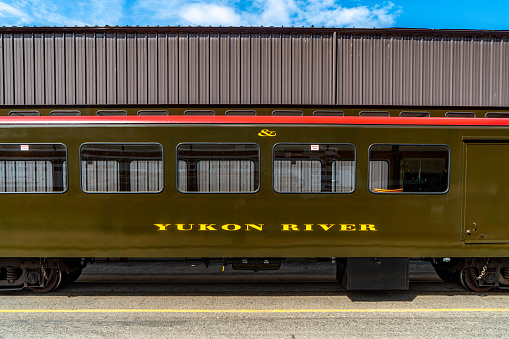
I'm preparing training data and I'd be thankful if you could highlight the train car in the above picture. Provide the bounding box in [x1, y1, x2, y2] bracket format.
[1, 107, 509, 292]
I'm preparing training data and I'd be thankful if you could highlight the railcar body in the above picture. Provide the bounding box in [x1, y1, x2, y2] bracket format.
[1, 110, 509, 292]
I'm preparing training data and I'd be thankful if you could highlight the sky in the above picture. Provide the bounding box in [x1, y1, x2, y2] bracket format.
[0, 0, 507, 30]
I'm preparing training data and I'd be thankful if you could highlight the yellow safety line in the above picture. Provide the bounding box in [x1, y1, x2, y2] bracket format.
[0, 308, 509, 314]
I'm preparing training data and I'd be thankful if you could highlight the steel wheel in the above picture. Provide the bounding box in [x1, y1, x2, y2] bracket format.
[29, 268, 62, 293]
[460, 267, 493, 292]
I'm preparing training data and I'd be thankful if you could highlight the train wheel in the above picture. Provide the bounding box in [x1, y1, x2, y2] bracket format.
[29, 268, 62, 293]
[460, 267, 493, 292]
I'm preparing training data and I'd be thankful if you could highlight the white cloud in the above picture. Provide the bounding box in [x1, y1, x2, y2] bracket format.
[259, 0, 298, 26]
[180, 3, 242, 26]
[289, 1, 399, 27]
[0, 2, 30, 25]
[0, 0, 401, 28]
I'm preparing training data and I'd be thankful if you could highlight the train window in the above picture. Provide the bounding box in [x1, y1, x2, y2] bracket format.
[0, 144, 67, 193]
[359, 111, 390, 117]
[96, 110, 128, 116]
[183, 110, 216, 116]
[273, 144, 355, 193]
[272, 110, 304, 116]
[177, 144, 259, 193]
[368, 144, 449, 194]
[8, 111, 40, 116]
[225, 110, 257, 116]
[80, 143, 163, 193]
[485, 112, 509, 118]
[313, 111, 345, 116]
[445, 112, 475, 118]
[50, 110, 81, 116]
[399, 111, 431, 117]
[137, 110, 169, 116]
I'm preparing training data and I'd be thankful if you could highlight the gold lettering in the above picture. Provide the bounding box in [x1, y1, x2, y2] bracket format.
[304, 224, 314, 231]
[318, 224, 335, 231]
[222, 224, 242, 231]
[281, 224, 300, 231]
[245, 224, 263, 231]
[360, 224, 377, 231]
[176, 223, 193, 231]
[154, 224, 170, 231]
[199, 224, 217, 231]
[340, 224, 356, 231]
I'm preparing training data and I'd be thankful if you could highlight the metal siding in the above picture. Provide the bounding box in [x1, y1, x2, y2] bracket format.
[198, 33, 210, 104]
[240, 33, 250, 104]
[338, 35, 350, 105]
[271, 33, 281, 104]
[13, 33, 24, 105]
[381, 36, 393, 105]
[75, 33, 86, 104]
[421, 36, 432, 107]
[54, 33, 65, 104]
[321, 34, 333, 105]
[188, 33, 199, 103]
[260, 33, 271, 104]
[147, 33, 158, 104]
[219, 33, 229, 103]
[291, 35, 302, 104]
[0, 35, 4, 105]
[230, 33, 240, 104]
[503, 39, 509, 106]
[157, 33, 167, 104]
[85, 33, 96, 104]
[65, 33, 75, 105]
[106, 33, 117, 104]
[137, 33, 147, 104]
[250, 33, 260, 104]
[178, 33, 189, 104]
[24, 34, 34, 105]
[116, 33, 127, 104]
[209, 33, 220, 104]
[1, 29, 509, 107]
[44, 33, 55, 104]
[167, 33, 178, 104]
[95, 33, 106, 104]
[126, 33, 137, 104]
[281, 33, 291, 104]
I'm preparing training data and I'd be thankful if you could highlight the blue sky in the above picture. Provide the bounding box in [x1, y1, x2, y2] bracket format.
[0, 0, 507, 30]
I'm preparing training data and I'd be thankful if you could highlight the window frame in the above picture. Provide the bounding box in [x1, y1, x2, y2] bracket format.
[272, 143, 357, 194]
[176, 142, 261, 194]
[368, 143, 451, 195]
[79, 142, 164, 194]
[0, 143, 68, 194]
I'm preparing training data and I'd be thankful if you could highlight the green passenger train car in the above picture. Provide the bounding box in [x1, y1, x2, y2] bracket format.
[1, 109, 509, 292]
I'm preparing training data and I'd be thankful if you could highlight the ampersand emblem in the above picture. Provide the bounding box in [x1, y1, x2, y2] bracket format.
[258, 129, 276, 137]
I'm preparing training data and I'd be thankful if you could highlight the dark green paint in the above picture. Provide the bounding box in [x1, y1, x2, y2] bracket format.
[1, 118, 509, 258]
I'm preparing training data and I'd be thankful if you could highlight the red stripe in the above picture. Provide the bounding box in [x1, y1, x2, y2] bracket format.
[1, 115, 509, 126]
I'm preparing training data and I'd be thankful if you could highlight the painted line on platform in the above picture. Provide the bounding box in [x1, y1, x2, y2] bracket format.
[0, 308, 509, 314]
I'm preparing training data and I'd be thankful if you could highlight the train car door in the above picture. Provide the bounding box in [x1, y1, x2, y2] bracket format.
[464, 139, 509, 243]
